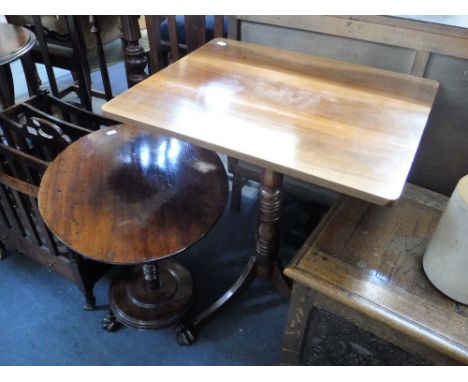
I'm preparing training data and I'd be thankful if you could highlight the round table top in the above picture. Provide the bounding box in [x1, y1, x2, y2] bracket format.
[0, 23, 36, 66]
[38, 125, 228, 265]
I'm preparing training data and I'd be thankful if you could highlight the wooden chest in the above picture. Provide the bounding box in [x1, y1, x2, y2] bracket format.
[282, 184, 468, 365]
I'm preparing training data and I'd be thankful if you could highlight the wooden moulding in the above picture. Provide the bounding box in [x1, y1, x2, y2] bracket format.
[237, 16, 468, 60]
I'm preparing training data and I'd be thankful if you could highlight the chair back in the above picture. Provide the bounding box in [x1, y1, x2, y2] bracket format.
[0, 92, 114, 161]
[144, 16, 225, 74]
[6, 15, 115, 108]
[0, 132, 59, 256]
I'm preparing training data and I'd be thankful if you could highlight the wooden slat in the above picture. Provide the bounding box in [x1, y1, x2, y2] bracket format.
[29, 195, 59, 255]
[0, 117, 55, 161]
[65, 16, 93, 111]
[0, 143, 48, 171]
[2, 229, 75, 280]
[21, 103, 92, 139]
[0, 171, 39, 198]
[14, 153, 58, 253]
[0, 111, 31, 152]
[337, 15, 468, 40]
[0, 200, 9, 228]
[0, 184, 23, 234]
[45, 94, 115, 126]
[0, 158, 41, 245]
[184, 16, 206, 52]
[145, 16, 165, 74]
[89, 16, 113, 101]
[31, 15, 59, 97]
[214, 16, 224, 38]
[167, 16, 180, 61]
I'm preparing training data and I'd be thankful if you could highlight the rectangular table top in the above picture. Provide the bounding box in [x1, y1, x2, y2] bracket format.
[102, 38, 439, 205]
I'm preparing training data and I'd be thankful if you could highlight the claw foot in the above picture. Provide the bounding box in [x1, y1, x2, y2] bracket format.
[176, 322, 196, 346]
[0, 242, 6, 260]
[83, 302, 96, 311]
[83, 296, 96, 311]
[102, 312, 123, 332]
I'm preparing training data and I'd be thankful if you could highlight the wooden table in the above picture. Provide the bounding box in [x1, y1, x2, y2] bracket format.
[102, 38, 439, 343]
[38, 124, 228, 331]
[0, 23, 37, 108]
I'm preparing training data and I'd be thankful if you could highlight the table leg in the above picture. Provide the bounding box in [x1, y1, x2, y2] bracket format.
[20, 53, 41, 97]
[258, 169, 291, 296]
[176, 256, 257, 345]
[68, 250, 97, 311]
[256, 169, 283, 279]
[143, 262, 160, 289]
[0, 64, 15, 108]
[175, 168, 291, 345]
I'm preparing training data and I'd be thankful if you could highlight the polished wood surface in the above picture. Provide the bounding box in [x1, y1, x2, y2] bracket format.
[102, 38, 439, 205]
[38, 124, 228, 265]
[285, 184, 468, 364]
[0, 23, 36, 65]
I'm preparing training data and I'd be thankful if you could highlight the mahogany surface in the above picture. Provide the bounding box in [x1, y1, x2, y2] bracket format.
[102, 38, 439, 205]
[38, 124, 228, 265]
[0, 23, 36, 66]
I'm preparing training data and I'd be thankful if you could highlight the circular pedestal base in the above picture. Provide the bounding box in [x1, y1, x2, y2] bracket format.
[109, 260, 193, 330]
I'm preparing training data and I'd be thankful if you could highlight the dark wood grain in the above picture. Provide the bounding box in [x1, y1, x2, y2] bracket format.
[38, 124, 228, 265]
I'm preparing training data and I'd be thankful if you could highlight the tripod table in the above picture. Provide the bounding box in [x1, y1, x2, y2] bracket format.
[38, 124, 228, 331]
[101, 38, 439, 343]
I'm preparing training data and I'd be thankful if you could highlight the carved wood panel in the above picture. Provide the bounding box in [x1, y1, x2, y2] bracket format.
[300, 308, 427, 366]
